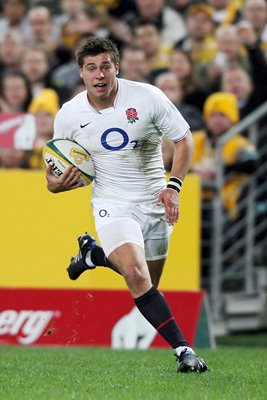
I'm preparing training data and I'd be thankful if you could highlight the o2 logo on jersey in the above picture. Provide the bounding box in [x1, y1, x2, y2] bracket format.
[101, 128, 140, 151]
[101, 128, 128, 151]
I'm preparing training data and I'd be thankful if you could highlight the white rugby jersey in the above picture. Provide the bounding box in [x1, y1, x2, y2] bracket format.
[53, 79, 189, 203]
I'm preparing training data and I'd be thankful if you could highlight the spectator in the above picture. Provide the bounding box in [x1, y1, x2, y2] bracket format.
[119, 45, 152, 83]
[192, 92, 257, 220]
[0, 70, 35, 169]
[133, 20, 172, 79]
[242, 0, 267, 59]
[27, 88, 59, 168]
[169, 48, 208, 111]
[208, 0, 242, 27]
[52, 33, 93, 92]
[154, 71, 204, 131]
[0, 88, 59, 169]
[0, 30, 25, 79]
[191, 92, 258, 285]
[25, 6, 60, 51]
[54, 0, 86, 49]
[154, 71, 204, 170]
[25, 6, 74, 70]
[221, 21, 267, 119]
[104, 0, 137, 18]
[70, 78, 85, 98]
[105, 1, 138, 50]
[0, 0, 29, 37]
[196, 24, 250, 92]
[176, 3, 217, 64]
[0, 70, 32, 112]
[122, 0, 187, 46]
[75, 5, 108, 37]
[21, 46, 70, 104]
[167, 0, 195, 17]
[0, 148, 28, 168]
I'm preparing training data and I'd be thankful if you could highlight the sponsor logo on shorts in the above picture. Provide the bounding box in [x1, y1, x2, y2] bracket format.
[99, 209, 109, 217]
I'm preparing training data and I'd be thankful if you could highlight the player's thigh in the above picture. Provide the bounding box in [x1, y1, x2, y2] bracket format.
[96, 217, 144, 258]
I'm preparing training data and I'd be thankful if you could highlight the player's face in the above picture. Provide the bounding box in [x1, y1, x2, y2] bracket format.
[79, 53, 119, 107]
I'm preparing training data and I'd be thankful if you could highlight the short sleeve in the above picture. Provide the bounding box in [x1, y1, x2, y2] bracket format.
[53, 109, 68, 139]
[151, 85, 190, 141]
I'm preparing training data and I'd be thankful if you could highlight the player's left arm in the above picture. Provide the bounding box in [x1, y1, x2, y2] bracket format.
[158, 130, 194, 225]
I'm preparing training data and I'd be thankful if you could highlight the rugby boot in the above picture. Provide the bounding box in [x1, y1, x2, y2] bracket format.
[67, 233, 97, 280]
[177, 349, 209, 373]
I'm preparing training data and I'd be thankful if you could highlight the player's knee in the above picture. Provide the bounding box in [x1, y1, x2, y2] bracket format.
[123, 264, 149, 287]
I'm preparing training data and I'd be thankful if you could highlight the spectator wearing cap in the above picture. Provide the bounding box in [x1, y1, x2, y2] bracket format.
[192, 92, 258, 220]
[191, 91, 258, 284]
[27, 88, 59, 168]
[175, 3, 217, 65]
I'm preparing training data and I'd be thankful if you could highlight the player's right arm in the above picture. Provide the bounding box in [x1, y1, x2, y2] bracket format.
[46, 164, 83, 193]
[46, 102, 84, 193]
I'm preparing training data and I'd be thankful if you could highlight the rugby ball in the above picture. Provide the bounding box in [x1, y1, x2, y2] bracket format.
[43, 138, 95, 186]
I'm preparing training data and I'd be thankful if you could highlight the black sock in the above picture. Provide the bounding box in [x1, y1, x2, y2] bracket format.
[90, 246, 114, 268]
[134, 286, 188, 349]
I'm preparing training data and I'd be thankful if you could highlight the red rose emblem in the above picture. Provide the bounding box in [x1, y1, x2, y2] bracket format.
[126, 108, 137, 119]
[126, 108, 139, 124]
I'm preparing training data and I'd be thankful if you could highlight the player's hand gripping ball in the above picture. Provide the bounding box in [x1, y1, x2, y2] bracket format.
[43, 139, 95, 186]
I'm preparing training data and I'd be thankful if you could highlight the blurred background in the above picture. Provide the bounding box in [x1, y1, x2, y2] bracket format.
[0, 0, 267, 346]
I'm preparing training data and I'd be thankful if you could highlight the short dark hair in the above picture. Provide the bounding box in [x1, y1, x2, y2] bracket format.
[76, 36, 120, 68]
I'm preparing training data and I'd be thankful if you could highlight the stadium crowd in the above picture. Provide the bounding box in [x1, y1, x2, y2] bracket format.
[0, 0, 266, 286]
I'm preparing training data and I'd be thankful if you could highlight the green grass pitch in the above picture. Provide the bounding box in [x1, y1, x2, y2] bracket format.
[0, 344, 267, 400]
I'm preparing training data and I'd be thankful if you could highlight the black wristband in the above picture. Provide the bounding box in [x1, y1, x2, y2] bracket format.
[167, 176, 183, 193]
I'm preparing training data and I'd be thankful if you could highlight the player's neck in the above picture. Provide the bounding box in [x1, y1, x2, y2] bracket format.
[87, 81, 118, 111]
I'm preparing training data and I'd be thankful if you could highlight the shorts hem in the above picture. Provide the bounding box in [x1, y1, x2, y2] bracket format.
[106, 240, 144, 258]
[145, 254, 168, 261]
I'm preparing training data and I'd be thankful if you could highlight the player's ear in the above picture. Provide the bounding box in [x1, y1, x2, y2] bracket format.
[115, 64, 119, 76]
